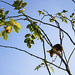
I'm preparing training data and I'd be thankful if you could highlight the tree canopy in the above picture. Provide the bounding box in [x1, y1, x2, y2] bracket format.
[0, 0, 75, 75]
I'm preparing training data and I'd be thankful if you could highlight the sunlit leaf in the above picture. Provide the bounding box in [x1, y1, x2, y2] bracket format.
[9, 18, 16, 24]
[34, 63, 45, 71]
[13, 25, 19, 33]
[4, 32, 8, 41]
[48, 65, 54, 73]
[15, 23, 21, 29]
[50, 19, 54, 22]
[6, 26, 12, 33]
[18, 10, 23, 13]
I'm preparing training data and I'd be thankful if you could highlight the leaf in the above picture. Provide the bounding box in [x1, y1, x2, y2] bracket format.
[38, 10, 42, 15]
[21, 2, 27, 8]
[24, 38, 31, 43]
[27, 43, 31, 48]
[50, 19, 54, 22]
[48, 65, 54, 73]
[6, 26, 12, 33]
[57, 13, 62, 16]
[4, 33, 8, 41]
[5, 21, 13, 26]
[13, 25, 19, 33]
[64, 19, 67, 23]
[25, 34, 31, 37]
[34, 63, 45, 71]
[26, 24, 31, 28]
[31, 40, 34, 44]
[31, 35, 35, 40]
[15, 23, 21, 29]
[4, 11, 9, 16]
[9, 18, 16, 24]
[20, 0, 23, 6]
[0, 22, 5, 25]
[62, 10, 68, 13]
[18, 10, 23, 13]
[38, 10, 45, 15]
[0, 31, 2, 37]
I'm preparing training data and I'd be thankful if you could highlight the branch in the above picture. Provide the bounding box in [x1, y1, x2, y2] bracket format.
[22, 13, 75, 45]
[5, 15, 24, 19]
[0, 0, 13, 6]
[72, 0, 75, 3]
[54, 51, 72, 75]
[0, 0, 75, 45]
[43, 41, 51, 75]
[67, 48, 75, 64]
[0, 45, 66, 71]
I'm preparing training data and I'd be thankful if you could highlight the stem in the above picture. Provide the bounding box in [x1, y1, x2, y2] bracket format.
[0, 45, 66, 71]
[43, 41, 51, 75]
[22, 14, 75, 45]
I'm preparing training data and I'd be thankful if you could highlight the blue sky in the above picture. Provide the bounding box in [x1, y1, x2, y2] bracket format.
[0, 0, 75, 75]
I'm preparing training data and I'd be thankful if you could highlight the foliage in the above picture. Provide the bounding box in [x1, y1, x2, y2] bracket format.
[0, 0, 75, 75]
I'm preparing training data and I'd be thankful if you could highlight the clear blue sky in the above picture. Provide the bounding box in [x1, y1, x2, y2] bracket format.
[0, 0, 75, 75]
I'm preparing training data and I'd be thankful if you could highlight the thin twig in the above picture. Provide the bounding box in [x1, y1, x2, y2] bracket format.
[0, 45, 66, 71]
[22, 13, 75, 45]
[0, 0, 75, 45]
[72, 0, 75, 3]
[43, 41, 51, 75]
[67, 48, 75, 64]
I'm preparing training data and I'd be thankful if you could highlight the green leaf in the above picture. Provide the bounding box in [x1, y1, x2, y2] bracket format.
[18, 10, 23, 13]
[26, 24, 31, 28]
[4, 33, 8, 41]
[15, 23, 21, 29]
[13, 25, 19, 33]
[62, 10, 68, 13]
[34, 63, 45, 71]
[9, 18, 16, 24]
[0, 22, 5, 25]
[20, 0, 23, 6]
[24, 38, 31, 43]
[0, 31, 3, 37]
[64, 19, 67, 23]
[50, 19, 54, 22]
[21, 2, 27, 8]
[27, 43, 31, 48]
[38, 10, 45, 15]
[4, 11, 9, 16]
[57, 13, 62, 16]
[38, 10, 42, 15]
[14, 7, 21, 10]
[25, 34, 31, 37]
[5, 21, 13, 26]
[31, 35, 35, 40]
[31, 40, 34, 44]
